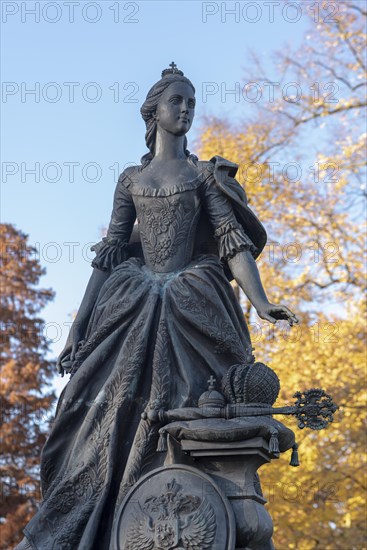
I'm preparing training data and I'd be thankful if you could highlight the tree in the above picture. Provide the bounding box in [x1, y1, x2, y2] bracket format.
[260, 301, 366, 550]
[0, 224, 56, 549]
[197, 1, 366, 547]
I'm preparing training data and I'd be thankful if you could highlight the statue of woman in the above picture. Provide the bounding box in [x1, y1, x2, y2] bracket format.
[18, 65, 297, 549]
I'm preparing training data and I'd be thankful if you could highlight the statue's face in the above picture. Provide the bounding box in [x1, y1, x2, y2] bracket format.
[155, 81, 195, 136]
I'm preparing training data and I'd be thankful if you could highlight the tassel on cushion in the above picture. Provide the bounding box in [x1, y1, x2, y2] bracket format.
[157, 429, 167, 453]
[269, 430, 280, 454]
[290, 443, 300, 467]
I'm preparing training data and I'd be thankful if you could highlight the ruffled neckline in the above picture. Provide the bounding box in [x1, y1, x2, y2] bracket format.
[122, 167, 211, 197]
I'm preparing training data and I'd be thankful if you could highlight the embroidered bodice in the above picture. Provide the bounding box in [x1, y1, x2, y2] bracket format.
[91, 162, 258, 274]
[134, 188, 201, 272]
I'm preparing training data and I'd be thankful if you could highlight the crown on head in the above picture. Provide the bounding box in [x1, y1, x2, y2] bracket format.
[161, 61, 184, 78]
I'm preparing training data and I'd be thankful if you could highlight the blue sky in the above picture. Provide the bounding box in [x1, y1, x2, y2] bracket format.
[2, 0, 312, 393]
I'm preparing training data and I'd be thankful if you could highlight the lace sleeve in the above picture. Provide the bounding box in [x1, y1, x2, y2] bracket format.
[91, 170, 136, 271]
[202, 173, 257, 262]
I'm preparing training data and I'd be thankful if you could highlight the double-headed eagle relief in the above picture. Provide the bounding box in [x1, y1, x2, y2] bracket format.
[125, 479, 216, 550]
[113, 466, 235, 550]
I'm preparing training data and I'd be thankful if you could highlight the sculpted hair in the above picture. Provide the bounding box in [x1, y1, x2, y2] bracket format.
[140, 73, 196, 168]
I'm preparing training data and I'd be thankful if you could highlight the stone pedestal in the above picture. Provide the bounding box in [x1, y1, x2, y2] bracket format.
[111, 365, 336, 549]
[166, 435, 275, 550]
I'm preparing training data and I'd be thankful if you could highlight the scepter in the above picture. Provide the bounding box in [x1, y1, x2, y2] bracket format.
[142, 387, 338, 431]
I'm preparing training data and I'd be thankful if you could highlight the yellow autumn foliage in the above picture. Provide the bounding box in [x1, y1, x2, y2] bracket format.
[197, 1, 366, 547]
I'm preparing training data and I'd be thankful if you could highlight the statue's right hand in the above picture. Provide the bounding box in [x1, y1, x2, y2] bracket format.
[56, 350, 67, 376]
[56, 344, 72, 376]
[56, 326, 84, 376]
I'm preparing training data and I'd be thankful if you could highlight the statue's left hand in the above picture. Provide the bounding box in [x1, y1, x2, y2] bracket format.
[256, 303, 299, 326]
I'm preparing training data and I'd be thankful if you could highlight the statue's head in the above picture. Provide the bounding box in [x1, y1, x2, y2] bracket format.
[140, 64, 196, 167]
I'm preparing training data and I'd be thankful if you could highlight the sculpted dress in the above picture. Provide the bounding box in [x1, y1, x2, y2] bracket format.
[24, 157, 266, 549]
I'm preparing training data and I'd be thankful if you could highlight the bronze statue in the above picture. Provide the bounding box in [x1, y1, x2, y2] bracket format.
[17, 64, 298, 550]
